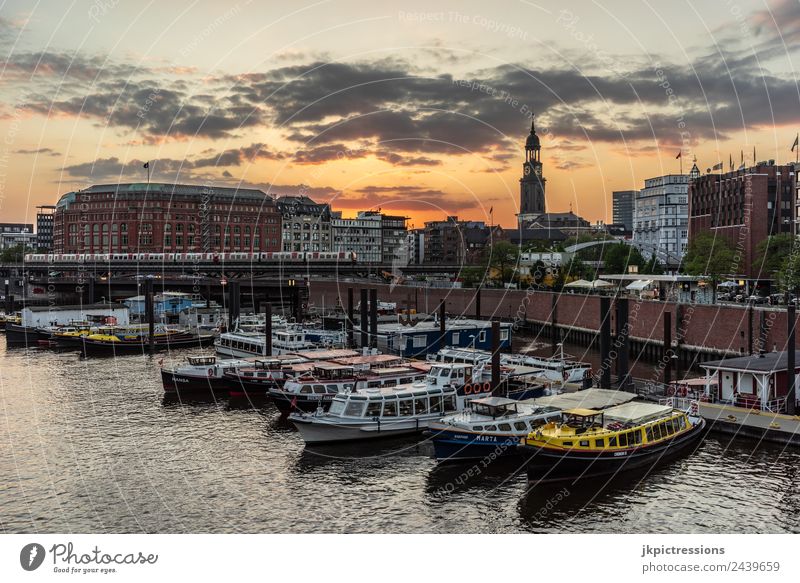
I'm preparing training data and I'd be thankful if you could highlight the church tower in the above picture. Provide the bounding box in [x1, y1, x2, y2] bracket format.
[520, 117, 546, 214]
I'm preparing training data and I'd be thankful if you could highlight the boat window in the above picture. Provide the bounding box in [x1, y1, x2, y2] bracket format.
[414, 398, 428, 414]
[678, 416, 687, 429]
[652, 424, 662, 440]
[514, 422, 528, 431]
[367, 381, 380, 388]
[579, 440, 590, 447]
[609, 435, 617, 447]
[343, 384, 354, 392]
[618, 432, 629, 447]
[329, 400, 346, 415]
[313, 386, 327, 394]
[344, 400, 366, 417]
[443, 395, 457, 412]
[398, 399, 413, 416]
[562, 441, 573, 446]
[365, 401, 382, 417]
[485, 425, 497, 431]
[668, 418, 678, 434]
[326, 384, 338, 392]
[401, 378, 411, 384]
[429, 396, 443, 414]
[496, 423, 510, 431]
[473, 426, 484, 431]
[646, 426, 654, 441]
[631, 430, 643, 445]
[595, 439, 605, 447]
[383, 400, 398, 417]
[300, 386, 312, 394]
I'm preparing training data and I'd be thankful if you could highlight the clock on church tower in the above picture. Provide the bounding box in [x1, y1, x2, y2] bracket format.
[519, 118, 546, 214]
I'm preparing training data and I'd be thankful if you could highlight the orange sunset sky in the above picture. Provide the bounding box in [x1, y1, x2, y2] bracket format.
[1, 0, 799, 229]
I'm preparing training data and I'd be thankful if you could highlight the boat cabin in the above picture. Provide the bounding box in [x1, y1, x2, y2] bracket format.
[468, 396, 520, 419]
[328, 384, 458, 419]
[187, 355, 217, 366]
[560, 408, 605, 432]
[427, 363, 474, 388]
[311, 363, 356, 380]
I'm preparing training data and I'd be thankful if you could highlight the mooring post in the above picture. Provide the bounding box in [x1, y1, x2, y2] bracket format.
[438, 300, 446, 351]
[346, 288, 354, 348]
[788, 303, 796, 415]
[228, 280, 240, 332]
[264, 302, 272, 357]
[551, 293, 559, 351]
[616, 297, 630, 390]
[360, 288, 368, 348]
[475, 287, 481, 320]
[663, 311, 672, 388]
[369, 288, 378, 350]
[145, 278, 155, 354]
[599, 296, 611, 389]
[491, 319, 501, 393]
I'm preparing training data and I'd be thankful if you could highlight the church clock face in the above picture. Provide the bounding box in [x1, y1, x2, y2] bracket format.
[534, 165, 542, 177]
[524, 165, 531, 176]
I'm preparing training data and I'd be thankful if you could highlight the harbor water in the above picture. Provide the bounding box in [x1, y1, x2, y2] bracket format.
[1, 336, 799, 534]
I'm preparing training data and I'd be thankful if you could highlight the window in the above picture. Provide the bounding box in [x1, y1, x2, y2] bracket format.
[365, 401, 382, 417]
[500, 329, 509, 341]
[579, 440, 590, 447]
[429, 396, 443, 413]
[652, 424, 662, 440]
[300, 386, 312, 394]
[562, 441, 573, 446]
[414, 397, 428, 414]
[498, 423, 512, 431]
[678, 416, 687, 430]
[479, 331, 486, 342]
[443, 395, 456, 412]
[595, 439, 605, 447]
[514, 421, 528, 431]
[452, 332, 460, 344]
[646, 426, 654, 441]
[383, 400, 398, 416]
[344, 399, 366, 417]
[618, 432, 629, 447]
[631, 430, 643, 445]
[398, 399, 413, 416]
[413, 335, 427, 348]
[329, 400, 345, 415]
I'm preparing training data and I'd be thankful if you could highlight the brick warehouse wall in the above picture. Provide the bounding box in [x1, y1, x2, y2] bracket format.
[308, 281, 800, 354]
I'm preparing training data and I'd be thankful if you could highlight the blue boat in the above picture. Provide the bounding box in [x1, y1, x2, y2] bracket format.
[428, 396, 561, 462]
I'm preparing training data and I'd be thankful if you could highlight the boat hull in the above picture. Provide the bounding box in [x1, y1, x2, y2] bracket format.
[269, 390, 334, 414]
[430, 428, 522, 461]
[81, 334, 216, 356]
[518, 418, 706, 481]
[226, 377, 278, 398]
[160, 369, 230, 394]
[4, 324, 38, 344]
[291, 416, 435, 444]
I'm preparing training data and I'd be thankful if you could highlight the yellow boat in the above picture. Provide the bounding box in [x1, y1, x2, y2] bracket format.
[518, 402, 705, 481]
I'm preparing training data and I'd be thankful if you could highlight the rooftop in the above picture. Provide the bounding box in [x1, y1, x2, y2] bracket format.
[701, 350, 800, 373]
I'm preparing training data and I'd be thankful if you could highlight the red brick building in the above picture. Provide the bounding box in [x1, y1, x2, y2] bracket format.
[53, 183, 281, 254]
[688, 162, 795, 278]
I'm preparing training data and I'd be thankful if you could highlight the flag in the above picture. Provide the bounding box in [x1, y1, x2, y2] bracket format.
[489, 206, 493, 214]
[712, 162, 723, 171]
[675, 151, 681, 159]
[792, 135, 799, 152]
[143, 162, 149, 169]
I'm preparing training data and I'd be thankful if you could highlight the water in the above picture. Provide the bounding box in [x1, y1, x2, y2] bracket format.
[1, 336, 799, 534]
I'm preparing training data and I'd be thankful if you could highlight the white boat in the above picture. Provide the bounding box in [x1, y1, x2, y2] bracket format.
[431, 346, 591, 384]
[289, 363, 480, 444]
[214, 328, 316, 357]
[161, 355, 256, 393]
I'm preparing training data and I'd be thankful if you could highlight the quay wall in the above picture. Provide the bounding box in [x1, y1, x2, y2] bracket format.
[308, 281, 799, 356]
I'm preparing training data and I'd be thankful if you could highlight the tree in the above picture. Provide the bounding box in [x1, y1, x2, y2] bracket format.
[602, 242, 646, 274]
[752, 233, 795, 280]
[485, 240, 519, 286]
[641, 255, 665, 275]
[777, 249, 800, 294]
[0, 244, 25, 263]
[683, 231, 738, 301]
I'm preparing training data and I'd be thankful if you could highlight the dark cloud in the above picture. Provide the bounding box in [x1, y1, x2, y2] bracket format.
[14, 147, 60, 156]
[332, 185, 478, 212]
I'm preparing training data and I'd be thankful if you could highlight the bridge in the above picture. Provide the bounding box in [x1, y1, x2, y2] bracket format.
[564, 238, 683, 267]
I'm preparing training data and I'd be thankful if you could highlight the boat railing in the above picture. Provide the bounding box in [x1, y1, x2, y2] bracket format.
[659, 396, 695, 413]
[762, 397, 788, 414]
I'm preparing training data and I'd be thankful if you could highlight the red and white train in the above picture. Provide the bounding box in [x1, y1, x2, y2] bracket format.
[24, 251, 357, 264]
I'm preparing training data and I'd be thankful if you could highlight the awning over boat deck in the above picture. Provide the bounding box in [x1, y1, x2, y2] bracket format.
[523, 388, 636, 410]
[603, 402, 674, 425]
[626, 279, 653, 291]
[471, 396, 518, 407]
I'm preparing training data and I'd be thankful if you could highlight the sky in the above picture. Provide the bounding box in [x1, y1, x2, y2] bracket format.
[1, 0, 799, 229]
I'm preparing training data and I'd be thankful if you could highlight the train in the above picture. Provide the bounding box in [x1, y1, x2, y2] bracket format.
[23, 251, 357, 264]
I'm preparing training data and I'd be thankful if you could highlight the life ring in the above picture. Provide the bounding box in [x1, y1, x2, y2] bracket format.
[483, 382, 492, 393]
[463, 383, 472, 395]
[207, 368, 214, 377]
[563, 370, 570, 382]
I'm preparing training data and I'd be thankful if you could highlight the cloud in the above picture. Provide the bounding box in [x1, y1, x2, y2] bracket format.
[14, 147, 61, 156]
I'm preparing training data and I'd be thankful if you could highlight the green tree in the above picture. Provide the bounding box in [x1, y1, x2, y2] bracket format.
[602, 242, 646, 274]
[0, 244, 25, 263]
[641, 255, 665, 275]
[683, 231, 738, 301]
[485, 240, 519, 286]
[752, 233, 795, 279]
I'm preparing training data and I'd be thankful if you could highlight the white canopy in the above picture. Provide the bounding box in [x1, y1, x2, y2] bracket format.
[717, 281, 739, 288]
[626, 279, 653, 291]
[564, 279, 592, 288]
[590, 279, 614, 288]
